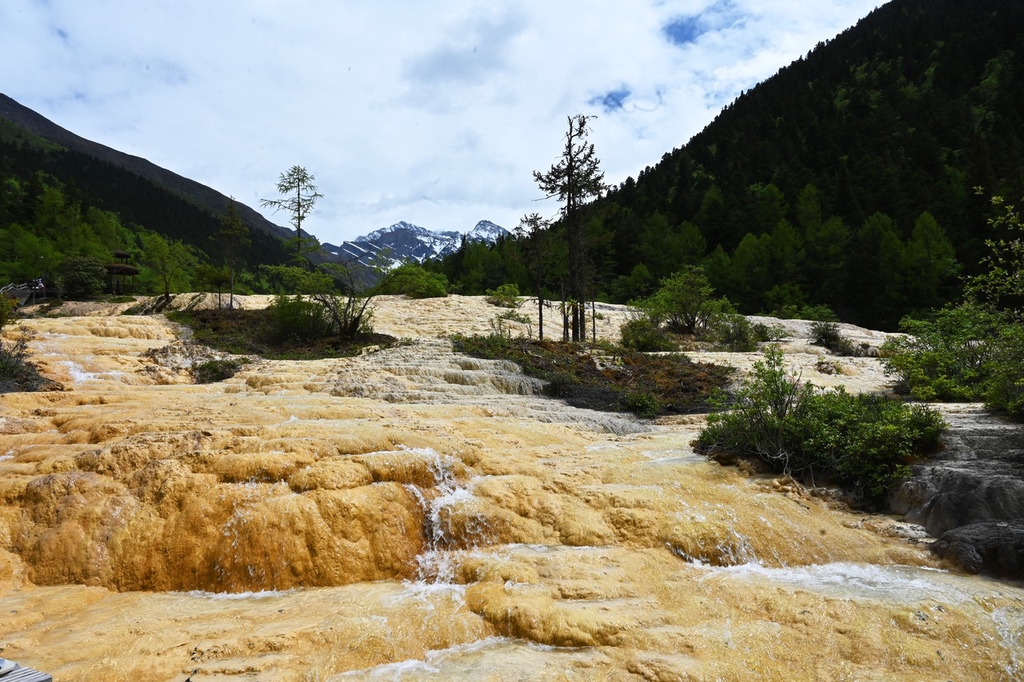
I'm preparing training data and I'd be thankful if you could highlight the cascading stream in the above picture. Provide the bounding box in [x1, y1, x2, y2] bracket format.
[2, 301, 1024, 681]
[408, 450, 491, 584]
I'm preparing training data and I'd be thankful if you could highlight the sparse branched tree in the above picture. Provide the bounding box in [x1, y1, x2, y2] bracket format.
[212, 200, 252, 310]
[260, 166, 323, 260]
[966, 192, 1024, 320]
[194, 263, 232, 309]
[533, 114, 606, 342]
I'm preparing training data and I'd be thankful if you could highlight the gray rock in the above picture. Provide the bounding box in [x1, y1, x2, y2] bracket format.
[930, 522, 1024, 577]
[889, 405, 1024, 530]
[889, 405, 1024, 578]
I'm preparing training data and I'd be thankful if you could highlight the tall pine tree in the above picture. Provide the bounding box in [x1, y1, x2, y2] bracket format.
[533, 114, 605, 341]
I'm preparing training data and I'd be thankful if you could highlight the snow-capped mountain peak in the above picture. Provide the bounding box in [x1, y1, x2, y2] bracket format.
[356, 221, 455, 243]
[322, 220, 510, 266]
[466, 220, 507, 242]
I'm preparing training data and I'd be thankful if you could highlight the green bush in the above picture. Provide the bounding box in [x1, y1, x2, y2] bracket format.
[752, 321, 787, 342]
[986, 324, 1024, 419]
[543, 371, 577, 399]
[711, 314, 759, 352]
[0, 295, 16, 328]
[880, 305, 1001, 402]
[265, 295, 331, 343]
[484, 283, 521, 308]
[0, 328, 31, 381]
[617, 391, 663, 418]
[192, 358, 247, 384]
[786, 390, 944, 499]
[0, 327, 50, 392]
[384, 263, 449, 299]
[697, 346, 945, 502]
[810, 320, 860, 356]
[699, 346, 812, 467]
[57, 255, 107, 300]
[637, 267, 733, 338]
[620, 316, 675, 352]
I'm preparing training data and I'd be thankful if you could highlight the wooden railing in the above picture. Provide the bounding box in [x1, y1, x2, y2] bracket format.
[0, 280, 47, 306]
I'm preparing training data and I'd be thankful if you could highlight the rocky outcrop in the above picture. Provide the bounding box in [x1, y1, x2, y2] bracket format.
[930, 522, 1024, 577]
[889, 404, 1024, 577]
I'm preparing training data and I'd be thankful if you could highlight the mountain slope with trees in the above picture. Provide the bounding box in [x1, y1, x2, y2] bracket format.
[0, 96, 292, 294]
[0, 94, 291, 244]
[438, 0, 1024, 330]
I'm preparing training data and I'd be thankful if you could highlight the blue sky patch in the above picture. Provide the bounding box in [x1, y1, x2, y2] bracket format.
[589, 87, 631, 112]
[663, 16, 705, 46]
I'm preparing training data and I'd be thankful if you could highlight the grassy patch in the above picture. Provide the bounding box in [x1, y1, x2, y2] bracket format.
[167, 309, 398, 360]
[192, 357, 249, 383]
[453, 334, 732, 417]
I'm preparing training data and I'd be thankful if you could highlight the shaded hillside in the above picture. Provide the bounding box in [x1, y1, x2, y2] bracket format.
[438, 0, 1024, 330]
[0, 96, 292, 288]
[598, 0, 1024, 327]
[0, 94, 291, 244]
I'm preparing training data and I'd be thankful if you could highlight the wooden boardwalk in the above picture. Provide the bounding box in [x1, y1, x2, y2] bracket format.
[0, 659, 52, 682]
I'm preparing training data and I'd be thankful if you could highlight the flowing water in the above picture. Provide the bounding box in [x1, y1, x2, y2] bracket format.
[1, 298, 1023, 680]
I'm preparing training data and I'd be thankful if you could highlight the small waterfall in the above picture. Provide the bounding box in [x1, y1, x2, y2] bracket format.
[212, 480, 293, 591]
[406, 450, 491, 584]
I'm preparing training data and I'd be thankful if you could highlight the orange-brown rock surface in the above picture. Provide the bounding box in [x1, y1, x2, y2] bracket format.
[1, 296, 1022, 681]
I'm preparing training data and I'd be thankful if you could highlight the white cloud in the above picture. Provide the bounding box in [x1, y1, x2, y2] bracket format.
[0, 0, 880, 243]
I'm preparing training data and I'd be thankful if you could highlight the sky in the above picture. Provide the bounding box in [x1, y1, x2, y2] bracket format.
[1, 0, 882, 245]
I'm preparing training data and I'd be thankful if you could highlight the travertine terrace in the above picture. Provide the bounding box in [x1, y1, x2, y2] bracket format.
[1, 295, 1022, 681]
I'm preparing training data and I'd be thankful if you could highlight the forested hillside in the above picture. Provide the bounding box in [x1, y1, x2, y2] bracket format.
[438, 0, 1024, 329]
[0, 118, 291, 294]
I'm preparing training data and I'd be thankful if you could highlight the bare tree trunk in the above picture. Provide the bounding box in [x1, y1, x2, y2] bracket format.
[565, 299, 573, 342]
[537, 292, 544, 341]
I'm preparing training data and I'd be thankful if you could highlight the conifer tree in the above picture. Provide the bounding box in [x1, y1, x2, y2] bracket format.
[533, 114, 605, 341]
[213, 200, 252, 309]
[514, 213, 552, 340]
[260, 166, 323, 260]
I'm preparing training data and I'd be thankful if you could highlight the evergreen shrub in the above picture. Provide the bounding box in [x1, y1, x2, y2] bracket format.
[485, 283, 521, 308]
[810, 320, 860, 356]
[697, 346, 945, 502]
[711, 314, 759, 352]
[620, 317, 675, 352]
[266, 295, 331, 343]
[192, 358, 247, 384]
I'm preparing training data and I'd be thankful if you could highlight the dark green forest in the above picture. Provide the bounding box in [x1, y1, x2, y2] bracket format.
[435, 0, 1024, 329]
[0, 120, 290, 295]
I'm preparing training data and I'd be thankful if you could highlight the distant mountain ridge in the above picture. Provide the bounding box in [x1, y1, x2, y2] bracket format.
[323, 220, 509, 265]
